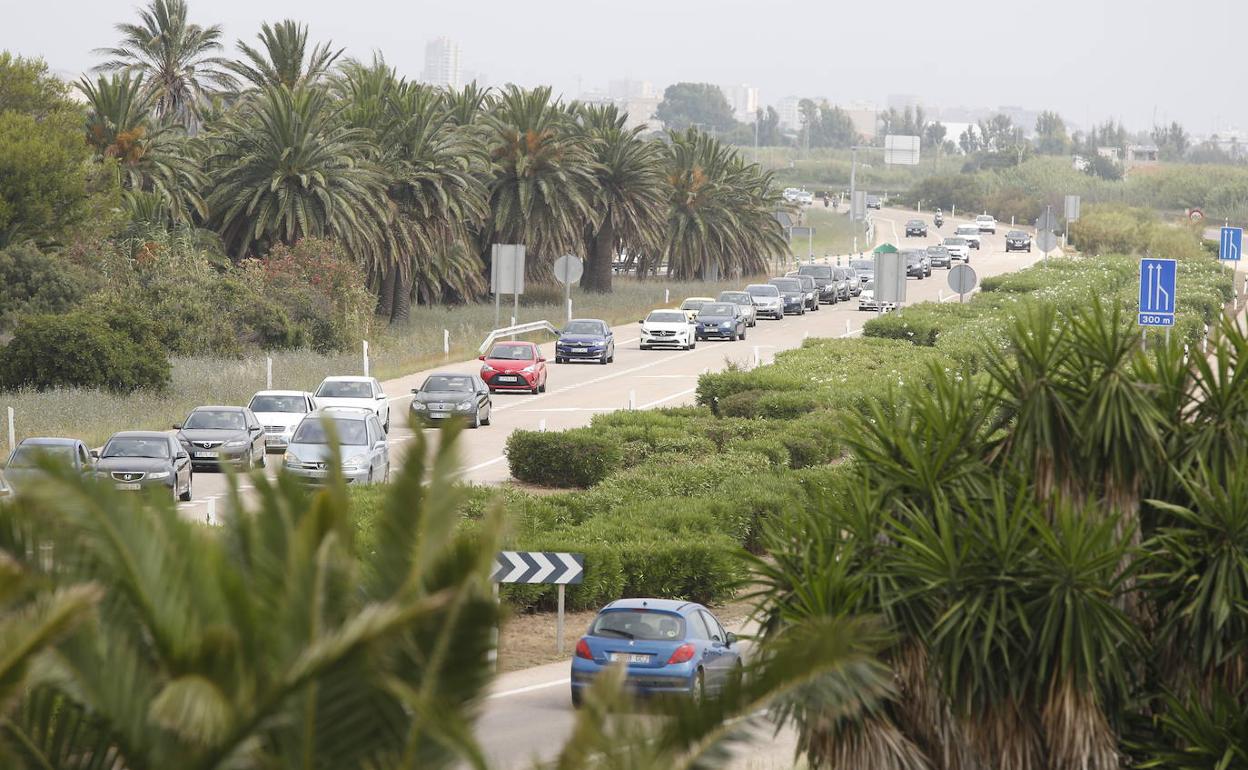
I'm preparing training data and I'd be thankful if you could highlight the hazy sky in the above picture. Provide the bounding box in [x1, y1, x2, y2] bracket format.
[6, 0, 1246, 134]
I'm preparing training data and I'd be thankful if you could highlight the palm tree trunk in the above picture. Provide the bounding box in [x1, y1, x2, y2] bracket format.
[376, 264, 397, 321]
[392, 266, 413, 324]
[581, 219, 615, 293]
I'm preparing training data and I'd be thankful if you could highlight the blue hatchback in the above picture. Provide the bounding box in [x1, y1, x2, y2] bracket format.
[570, 598, 742, 706]
[555, 319, 615, 364]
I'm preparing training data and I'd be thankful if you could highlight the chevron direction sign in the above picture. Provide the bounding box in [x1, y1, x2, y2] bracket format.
[491, 551, 584, 585]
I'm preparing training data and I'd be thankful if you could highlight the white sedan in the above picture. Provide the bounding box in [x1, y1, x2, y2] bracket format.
[247, 390, 318, 452]
[313, 376, 391, 432]
[639, 310, 697, 351]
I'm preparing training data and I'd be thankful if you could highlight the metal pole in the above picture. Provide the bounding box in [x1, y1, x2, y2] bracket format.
[557, 584, 566, 655]
[6, 407, 14, 455]
[849, 146, 857, 222]
[512, 290, 519, 335]
[752, 346, 760, 368]
[567, 298, 572, 323]
[265, 357, 272, 389]
[494, 285, 501, 328]
[808, 229, 813, 260]
[362, 341, 369, 377]
[538, 419, 546, 432]
[564, 262, 572, 322]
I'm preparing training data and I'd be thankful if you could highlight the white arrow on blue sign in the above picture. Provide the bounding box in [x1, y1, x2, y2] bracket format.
[1138, 258, 1177, 327]
[1220, 226, 1242, 261]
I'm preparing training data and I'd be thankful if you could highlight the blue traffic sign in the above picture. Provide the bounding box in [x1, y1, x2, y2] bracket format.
[1220, 227, 1243, 261]
[1138, 258, 1177, 327]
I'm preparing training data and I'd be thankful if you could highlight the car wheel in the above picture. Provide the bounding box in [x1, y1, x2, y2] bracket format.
[180, 473, 192, 502]
[571, 687, 583, 709]
[258, 451, 266, 469]
[367, 469, 374, 485]
[243, 449, 252, 469]
[555, 356, 564, 364]
[690, 669, 706, 706]
[729, 330, 738, 342]
[481, 406, 492, 426]
[640, 344, 649, 351]
[471, 411, 480, 429]
[689, 340, 697, 350]
[739, 327, 746, 341]
[531, 382, 540, 395]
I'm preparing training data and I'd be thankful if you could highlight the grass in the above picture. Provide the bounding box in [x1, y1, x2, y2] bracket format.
[786, 206, 866, 259]
[0, 276, 765, 452]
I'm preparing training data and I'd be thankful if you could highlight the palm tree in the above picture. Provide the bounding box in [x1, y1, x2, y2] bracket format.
[441, 81, 494, 127]
[483, 85, 598, 279]
[227, 20, 343, 91]
[0, 425, 503, 768]
[663, 129, 787, 280]
[78, 71, 206, 223]
[576, 104, 666, 293]
[204, 85, 391, 263]
[95, 0, 234, 125]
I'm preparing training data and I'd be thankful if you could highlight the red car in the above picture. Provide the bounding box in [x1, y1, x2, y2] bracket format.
[479, 341, 548, 394]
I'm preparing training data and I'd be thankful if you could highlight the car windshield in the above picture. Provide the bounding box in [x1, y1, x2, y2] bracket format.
[957, 226, 977, 234]
[184, 410, 246, 430]
[646, 311, 686, 323]
[562, 321, 603, 335]
[487, 344, 534, 361]
[103, 437, 170, 459]
[590, 610, 686, 641]
[927, 247, 948, 254]
[908, 220, 923, 226]
[249, 395, 307, 413]
[746, 285, 779, 297]
[291, 418, 368, 446]
[945, 238, 966, 245]
[798, 266, 832, 278]
[1008, 231, 1027, 238]
[720, 292, 750, 303]
[422, 375, 473, 393]
[8, 444, 75, 468]
[978, 215, 993, 221]
[317, 381, 373, 398]
[679, 299, 706, 311]
[699, 303, 735, 316]
[771, 279, 801, 291]
[851, 260, 873, 271]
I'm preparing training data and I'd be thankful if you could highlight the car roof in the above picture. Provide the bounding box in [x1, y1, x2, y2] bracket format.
[321, 375, 376, 383]
[252, 390, 312, 397]
[602, 598, 704, 614]
[1008, 230, 1027, 235]
[190, 405, 246, 412]
[977, 214, 994, 218]
[683, 296, 715, 302]
[310, 407, 372, 418]
[108, 431, 171, 440]
[566, 318, 606, 325]
[490, 340, 538, 348]
[19, 437, 81, 446]
[426, 371, 477, 378]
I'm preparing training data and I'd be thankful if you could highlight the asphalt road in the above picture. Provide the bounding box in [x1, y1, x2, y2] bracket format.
[165, 208, 1042, 766]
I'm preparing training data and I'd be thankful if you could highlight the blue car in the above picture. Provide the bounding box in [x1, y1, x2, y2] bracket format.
[555, 318, 615, 364]
[570, 598, 742, 707]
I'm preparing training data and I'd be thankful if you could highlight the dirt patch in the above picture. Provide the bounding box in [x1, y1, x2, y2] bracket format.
[496, 596, 759, 673]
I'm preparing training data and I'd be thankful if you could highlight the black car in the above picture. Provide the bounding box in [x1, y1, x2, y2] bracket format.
[555, 318, 615, 364]
[795, 264, 838, 304]
[694, 302, 748, 341]
[1005, 230, 1032, 252]
[3, 437, 95, 494]
[904, 249, 931, 279]
[926, 245, 953, 268]
[409, 372, 492, 428]
[786, 273, 821, 310]
[94, 431, 193, 501]
[175, 406, 267, 470]
[768, 278, 808, 315]
[905, 219, 928, 237]
[865, 194, 882, 210]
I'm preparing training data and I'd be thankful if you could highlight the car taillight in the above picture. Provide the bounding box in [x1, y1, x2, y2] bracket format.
[575, 639, 593, 660]
[667, 643, 696, 664]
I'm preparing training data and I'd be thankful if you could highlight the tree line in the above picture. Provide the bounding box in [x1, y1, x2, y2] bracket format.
[1, 0, 789, 325]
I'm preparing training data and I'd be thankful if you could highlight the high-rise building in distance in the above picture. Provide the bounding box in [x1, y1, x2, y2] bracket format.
[421, 36, 461, 89]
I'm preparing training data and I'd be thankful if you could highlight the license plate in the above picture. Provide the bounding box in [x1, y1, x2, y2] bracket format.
[572, 347, 588, 353]
[609, 653, 652, 664]
[115, 483, 141, 491]
[265, 436, 282, 444]
[429, 412, 448, 418]
[194, 451, 218, 459]
[497, 376, 519, 383]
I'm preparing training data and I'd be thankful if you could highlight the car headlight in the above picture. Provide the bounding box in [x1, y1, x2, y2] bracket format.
[342, 454, 369, 471]
[411, 401, 427, 410]
[225, 439, 246, 448]
[455, 401, 474, 411]
[146, 471, 170, 480]
[721, 321, 732, 328]
[522, 364, 537, 373]
[283, 452, 298, 466]
[640, 326, 650, 334]
[481, 363, 495, 372]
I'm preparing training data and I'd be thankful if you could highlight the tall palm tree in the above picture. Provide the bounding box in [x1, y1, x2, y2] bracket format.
[483, 85, 599, 279]
[78, 71, 207, 223]
[227, 20, 343, 91]
[576, 104, 666, 293]
[440, 81, 493, 127]
[663, 129, 787, 280]
[95, 0, 234, 125]
[204, 85, 391, 263]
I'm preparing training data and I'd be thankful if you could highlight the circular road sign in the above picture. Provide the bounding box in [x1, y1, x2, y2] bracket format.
[1036, 230, 1059, 252]
[948, 263, 978, 295]
[1189, 208, 1205, 221]
[553, 254, 584, 285]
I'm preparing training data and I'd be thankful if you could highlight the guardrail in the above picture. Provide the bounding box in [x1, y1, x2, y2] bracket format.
[477, 320, 561, 354]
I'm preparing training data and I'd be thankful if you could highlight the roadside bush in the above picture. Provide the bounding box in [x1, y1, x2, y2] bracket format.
[0, 308, 170, 393]
[505, 429, 623, 488]
[0, 244, 95, 330]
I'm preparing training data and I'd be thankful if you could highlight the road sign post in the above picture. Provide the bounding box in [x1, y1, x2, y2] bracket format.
[948, 264, 978, 303]
[1138, 258, 1177, 329]
[491, 551, 585, 655]
[1219, 226, 1242, 262]
[1064, 195, 1081, 247]
[6, 406, 13, 457]
[491, 244, 527, 328]
[553, 254, 584, 323]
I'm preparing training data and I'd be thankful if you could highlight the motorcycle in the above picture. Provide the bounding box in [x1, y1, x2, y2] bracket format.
[934, 213, 944, 229]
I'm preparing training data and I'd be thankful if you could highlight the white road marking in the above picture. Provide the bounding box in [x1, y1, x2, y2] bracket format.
[519, 407, 614, 413]
[455, 456, 508, 476]
[638, 388, 697, 409]
[637, 374, 698, 379]
[488, 677, 572, 700]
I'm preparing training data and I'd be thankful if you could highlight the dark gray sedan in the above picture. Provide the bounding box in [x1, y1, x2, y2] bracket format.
[409, 373, 492, 428]
[175, 406, 267, 470]
[694, 302, 748, 341]
[94, 432, 192, 500]
[3, 437, 94, 494]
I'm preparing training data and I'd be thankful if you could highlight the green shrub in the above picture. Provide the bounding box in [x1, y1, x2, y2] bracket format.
[0, 244, 95, 329]
[505, 429, 623, 488]
[0, 308, 170, 393]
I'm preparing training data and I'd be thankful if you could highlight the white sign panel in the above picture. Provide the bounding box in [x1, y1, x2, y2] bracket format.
[490, 244, 526, 295]
[884, 135, 921, 166]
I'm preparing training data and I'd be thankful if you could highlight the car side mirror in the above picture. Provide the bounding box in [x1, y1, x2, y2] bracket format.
[410, 388, 419, 394]
[250, 425, 262, 433]
[376, 393, 386, 400]
[478, 355, 486, 361]
[89, 449, 100, 459]
[176, 451, 189, 460]
[172, 423, 182, 430]
[537, 357, 546, 363]
[726, 632, 737, 646]
[374, 440, 386, 451]
[638, 319, 644, 324]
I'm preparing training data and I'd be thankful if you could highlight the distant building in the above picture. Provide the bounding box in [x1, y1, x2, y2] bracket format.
[608, 79, 655, 100]
[1127, 144, 1160, 167]
[621, 96, 661, 131]
[1097, 146, 1122, 162]
[722, 84, 759, 123]
[845, 101, 878, 141]
[421, 37, 461, 89]
[886, 93, 922, 112]
[460, 69, 488, 88]
[998, 105, 1041, 138]
[776, 96, 802, 131]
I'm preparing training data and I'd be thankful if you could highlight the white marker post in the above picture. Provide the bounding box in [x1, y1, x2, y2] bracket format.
[538, 419, 546, 432]
[567, 298, 573, 323]
[362, 341, 370, 377]
[752, 346, 761, 368]
[664, 288, 670, 304]
[628, 390, 636, 410]
[206, 497, 215, 526]
[845, 320, 851, 335]
[265, 357, 272, 389]
[6, 407, 14, 456]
